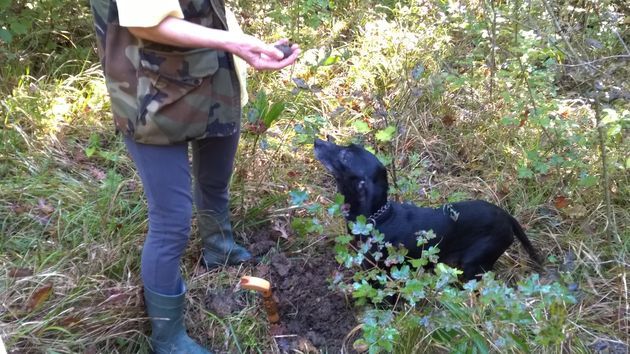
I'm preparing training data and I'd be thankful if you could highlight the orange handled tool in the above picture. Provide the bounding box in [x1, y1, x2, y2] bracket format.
[240, 276, 280, 324]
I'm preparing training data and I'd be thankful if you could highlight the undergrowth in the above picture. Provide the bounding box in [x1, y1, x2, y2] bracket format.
[1, 0, 628, 353]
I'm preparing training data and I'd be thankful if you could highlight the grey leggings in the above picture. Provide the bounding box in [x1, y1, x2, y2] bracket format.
[124, 132, 240, 295]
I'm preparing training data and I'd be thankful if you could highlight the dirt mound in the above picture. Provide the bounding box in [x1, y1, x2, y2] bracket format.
[206, 229, 359, 353]
[266, 249, 357, 353]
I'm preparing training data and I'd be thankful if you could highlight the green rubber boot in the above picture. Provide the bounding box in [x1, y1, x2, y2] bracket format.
[144, 283, 213, 354]
[199, 210, 252, 269]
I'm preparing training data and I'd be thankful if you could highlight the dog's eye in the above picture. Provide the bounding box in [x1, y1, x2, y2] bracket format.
[339, 151, 348, 165]
[340, 149, 353, 166]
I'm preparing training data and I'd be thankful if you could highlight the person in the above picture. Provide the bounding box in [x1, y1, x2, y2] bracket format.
[88, 0, 300, 352]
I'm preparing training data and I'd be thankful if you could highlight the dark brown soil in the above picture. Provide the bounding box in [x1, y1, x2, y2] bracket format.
[268, 250, 357, 353]
[206, 228, 359, 353]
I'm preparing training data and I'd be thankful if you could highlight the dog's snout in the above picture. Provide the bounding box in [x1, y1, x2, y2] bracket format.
[314, 139, 326, 154]
[314, 137, 334, 152]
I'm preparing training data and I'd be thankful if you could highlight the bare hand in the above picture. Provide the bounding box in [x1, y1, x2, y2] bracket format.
[233, 36, 300, 71]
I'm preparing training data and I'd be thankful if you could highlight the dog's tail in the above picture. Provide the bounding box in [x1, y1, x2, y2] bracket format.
[509, 215, 544, 269]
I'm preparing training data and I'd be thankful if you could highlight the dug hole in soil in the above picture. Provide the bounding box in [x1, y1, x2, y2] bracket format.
[205, 228, 360, 353]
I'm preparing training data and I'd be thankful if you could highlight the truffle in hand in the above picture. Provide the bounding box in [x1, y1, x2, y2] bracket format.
[274, 43, 293, 59]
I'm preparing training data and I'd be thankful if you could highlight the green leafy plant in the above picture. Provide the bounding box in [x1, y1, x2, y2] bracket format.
[85, 133, 119, 162]
[0, 0, 33, 44]
[312, 196, 578, 353]
[293, 0, 333, 29]
[244, 90, 286, 135]
[293, 114, 326, 145]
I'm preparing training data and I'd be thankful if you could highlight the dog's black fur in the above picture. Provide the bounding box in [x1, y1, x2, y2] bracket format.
[314, 138, 543, 280]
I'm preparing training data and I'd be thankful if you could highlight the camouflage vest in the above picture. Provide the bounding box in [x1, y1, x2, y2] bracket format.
[89, 0, 242, 145]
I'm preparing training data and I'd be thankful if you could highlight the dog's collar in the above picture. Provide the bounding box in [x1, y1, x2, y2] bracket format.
[367, 201, 392, 226]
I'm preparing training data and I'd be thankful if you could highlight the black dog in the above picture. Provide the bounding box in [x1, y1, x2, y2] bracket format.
[314, 138, 542, 280]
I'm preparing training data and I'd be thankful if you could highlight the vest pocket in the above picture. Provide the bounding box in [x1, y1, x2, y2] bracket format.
[134, 47, 220, 144]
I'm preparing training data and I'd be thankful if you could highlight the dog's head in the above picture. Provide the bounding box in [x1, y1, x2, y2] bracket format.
[314, 138, 388, 221]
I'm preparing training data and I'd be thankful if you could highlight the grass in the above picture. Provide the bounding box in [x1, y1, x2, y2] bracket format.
[1, 0, 629, 353]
